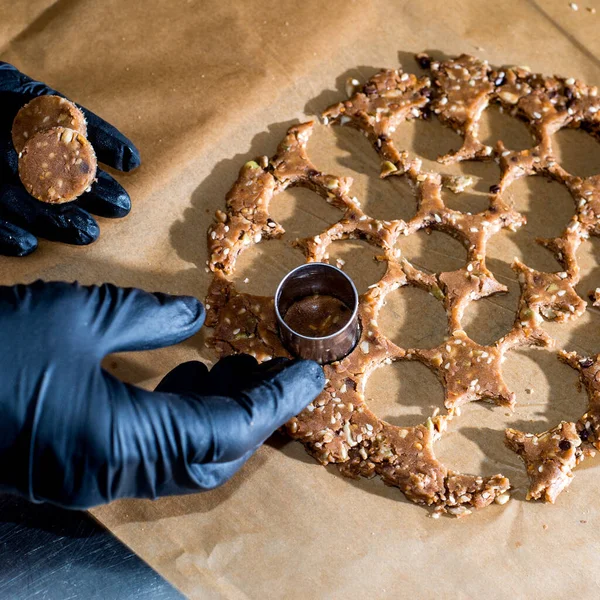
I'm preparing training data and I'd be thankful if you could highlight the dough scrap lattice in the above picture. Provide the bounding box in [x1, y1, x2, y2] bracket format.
[205, 53, 600, 516]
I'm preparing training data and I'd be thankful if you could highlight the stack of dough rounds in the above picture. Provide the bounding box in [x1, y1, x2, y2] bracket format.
[12, 95, 97, 204]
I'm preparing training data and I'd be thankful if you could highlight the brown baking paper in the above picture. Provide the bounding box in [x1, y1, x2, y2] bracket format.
[2, 0, 600, 597]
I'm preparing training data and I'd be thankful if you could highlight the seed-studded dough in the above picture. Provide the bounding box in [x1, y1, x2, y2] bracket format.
[18, 127, 97, 204]
[206, 53, 600, 515]
[506, 350, 600, 502]
[12, 95, 87, 154]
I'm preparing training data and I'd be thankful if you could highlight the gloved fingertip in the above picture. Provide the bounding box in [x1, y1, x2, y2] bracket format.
[76, 219, 100, 245]
[112, 188, 132, 217]
[288, 359, 326, 391]
[256, 358, 326, 417]
[107, 139, 141, 173]
[57, 207, 99, 245]
[174, 295, 205, 329]
[16, 237, 37, 256]
[0, 224, 37, 257]
[78, 171, 131, 218]
[99, 289, 206, 354]
[151, 294, 205, 340]
[278, 359, 326, 412]
[123, 144, 141, 172]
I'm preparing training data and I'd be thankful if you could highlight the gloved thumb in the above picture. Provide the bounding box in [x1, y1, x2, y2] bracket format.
[195, 358, 325, 464]
[102, 359, 324, 500]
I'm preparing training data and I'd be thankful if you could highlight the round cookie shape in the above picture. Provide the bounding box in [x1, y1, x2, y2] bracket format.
[18, 127, 97, 204]
[12, 95, 87, 154]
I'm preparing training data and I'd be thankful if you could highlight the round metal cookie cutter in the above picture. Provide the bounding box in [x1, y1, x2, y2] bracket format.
[275, 263, 360, 364]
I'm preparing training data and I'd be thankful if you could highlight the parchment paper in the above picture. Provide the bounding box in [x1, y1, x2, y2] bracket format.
[2, 0, 600, 597]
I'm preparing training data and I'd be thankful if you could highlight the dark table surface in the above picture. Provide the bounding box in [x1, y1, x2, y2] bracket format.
[0, 494, 183, 599]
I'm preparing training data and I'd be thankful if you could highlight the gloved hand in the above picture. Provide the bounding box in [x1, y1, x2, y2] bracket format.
[0, 281, 324, 509]
[0, 62, 141, 257]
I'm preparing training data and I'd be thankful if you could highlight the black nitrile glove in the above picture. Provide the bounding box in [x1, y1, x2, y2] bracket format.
[0, 281, 324, 509]
[0, 62, 141, 257]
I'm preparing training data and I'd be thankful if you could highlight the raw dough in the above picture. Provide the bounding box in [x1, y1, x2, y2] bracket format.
[205, 53, 600, 515]
[12, 95, 87, 154]
[18, 127, 97, 204]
